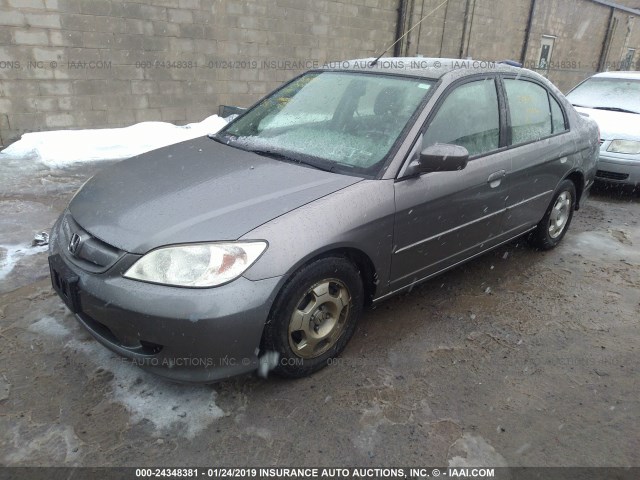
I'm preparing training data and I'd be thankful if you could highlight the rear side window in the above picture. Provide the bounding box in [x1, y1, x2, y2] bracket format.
[504, 79, 553, 145]
[422, 78, 500, 157]
[549, 95, 567, 133]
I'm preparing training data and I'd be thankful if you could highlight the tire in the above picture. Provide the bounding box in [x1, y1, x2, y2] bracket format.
[262, 256, 364, 378]
[528, 179, 576, 250]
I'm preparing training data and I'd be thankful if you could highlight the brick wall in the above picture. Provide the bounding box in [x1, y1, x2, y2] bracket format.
[0, 0, 398, 145]
[1, 0, 639, 145]
[464, 0, 531, 61]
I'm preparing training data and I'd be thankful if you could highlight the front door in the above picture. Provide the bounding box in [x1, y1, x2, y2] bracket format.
[390, 77, 511, 291]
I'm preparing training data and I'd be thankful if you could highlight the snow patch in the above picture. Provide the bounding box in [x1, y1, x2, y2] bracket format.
[448, 433, 508, 468]
[0, 243, 48, 282]
[1, 114, 229, 168]
[29, 316, 71, 338]
[66, 339, 224, 439]
[565, 230, 640, 262]
[4, 424, 81, 465]
[353, 403, 391, 457]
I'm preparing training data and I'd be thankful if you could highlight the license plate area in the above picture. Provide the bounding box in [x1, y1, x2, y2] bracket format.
[48, 254, 81, 313]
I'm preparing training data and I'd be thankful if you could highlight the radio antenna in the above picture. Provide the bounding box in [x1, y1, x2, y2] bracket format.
[370, 0, 450, 67]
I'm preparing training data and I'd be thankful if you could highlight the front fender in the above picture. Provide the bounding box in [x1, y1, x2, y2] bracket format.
[240, 179, 396, 298]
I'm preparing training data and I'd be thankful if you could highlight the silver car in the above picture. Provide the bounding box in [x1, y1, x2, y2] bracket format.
[49, 58, 599, 382]
[567, 71, 640, 187]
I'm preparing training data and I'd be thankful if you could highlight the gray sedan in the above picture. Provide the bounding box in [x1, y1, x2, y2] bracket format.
[49, 58, 599, 382]
[566, 71, 640, 187]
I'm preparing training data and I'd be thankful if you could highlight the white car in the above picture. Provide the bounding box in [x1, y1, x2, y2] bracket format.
[567, 71, 640, 188]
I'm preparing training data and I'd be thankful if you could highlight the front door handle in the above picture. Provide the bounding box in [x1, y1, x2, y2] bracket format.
[487, 170, 506, 188]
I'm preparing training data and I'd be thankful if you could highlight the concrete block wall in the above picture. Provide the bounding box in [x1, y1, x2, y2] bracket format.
[605, 10, 640, 70]
[402, 0, 449, 57]
[523, 0, 611, 90]
[1, 0, 640, 145]
[438, 0, 468, 59]
[0, 0, 398, 145]
[464, 0, 531, 62]
[403, 0, 640, 92]
[397, 0, 452, 57]
[522, 0, 640, 91]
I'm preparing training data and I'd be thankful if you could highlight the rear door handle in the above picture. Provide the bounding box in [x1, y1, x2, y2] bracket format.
[487, 170, 506, 188]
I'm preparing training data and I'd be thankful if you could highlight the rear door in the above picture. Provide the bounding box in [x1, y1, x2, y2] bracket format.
[390, 76, 511, 291]
[499, 75, 574, 233]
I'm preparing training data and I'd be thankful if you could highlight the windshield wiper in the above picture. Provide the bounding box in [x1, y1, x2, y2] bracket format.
[592, 106, 639, 114]
[208, 138, 341, 173]
[573, 104, 639, 114]
[249, 149, 336, 172]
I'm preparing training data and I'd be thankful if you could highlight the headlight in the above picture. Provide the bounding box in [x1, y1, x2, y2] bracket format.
[607, 139, 640, 154]
[124, 241, 267, 287]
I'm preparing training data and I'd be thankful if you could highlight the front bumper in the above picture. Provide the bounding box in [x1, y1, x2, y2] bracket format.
[596, 146, 640, 186]
[49, 214, 282, 383]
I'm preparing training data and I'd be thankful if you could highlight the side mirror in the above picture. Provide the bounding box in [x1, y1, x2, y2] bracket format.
[405, 143, 469, 176]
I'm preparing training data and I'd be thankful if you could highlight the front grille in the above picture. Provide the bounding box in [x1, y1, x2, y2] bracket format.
[60, 212, 123, 273]
[596, 170, 629, 181]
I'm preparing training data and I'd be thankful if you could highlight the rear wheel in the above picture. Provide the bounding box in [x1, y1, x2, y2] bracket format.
[262, 256, 364, 378]
[529, 179, 576, 250]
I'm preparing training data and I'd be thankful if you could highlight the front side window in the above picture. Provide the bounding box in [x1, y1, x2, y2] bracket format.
[504, 79, 552, 145]
[217, 72, 434, 177]
[422, 78, 500, 157]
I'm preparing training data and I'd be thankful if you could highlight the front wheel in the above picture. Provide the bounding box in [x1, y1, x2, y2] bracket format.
[528, 179, 576, 250]
[262, 256, 364, 378]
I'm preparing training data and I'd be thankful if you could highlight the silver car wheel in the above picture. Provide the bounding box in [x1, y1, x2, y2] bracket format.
[288, 279, 351, 359]
[548, 191, 572, 239]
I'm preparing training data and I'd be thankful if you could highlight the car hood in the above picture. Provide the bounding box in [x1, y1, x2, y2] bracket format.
[69, 136, 362, 253]
[574, 107, 640, 140]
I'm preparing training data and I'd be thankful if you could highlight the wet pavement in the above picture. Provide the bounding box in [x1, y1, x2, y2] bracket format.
[0, 159, 638, 467]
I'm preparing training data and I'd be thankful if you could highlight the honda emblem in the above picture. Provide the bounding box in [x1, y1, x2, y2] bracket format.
[68, 233, 82, 256]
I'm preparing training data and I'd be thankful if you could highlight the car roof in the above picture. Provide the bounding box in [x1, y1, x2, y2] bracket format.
[592, 71, 640, 80]
[321, 57, 527, 80]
